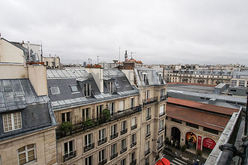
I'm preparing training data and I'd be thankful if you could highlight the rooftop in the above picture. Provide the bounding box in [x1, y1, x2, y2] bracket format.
[167, 98, 239, 131]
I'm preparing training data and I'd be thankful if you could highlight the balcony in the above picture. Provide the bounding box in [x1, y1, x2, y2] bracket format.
[110, 153, 118, 160]
[98, 159, 107, 165]
[56, 106, 142, 139]
[98, 137, 107, 146]
[131, 124, 137, 130]
[159, 112, 165, 117]
[130, 141, 137, 148]
[146, 132, 151, 138]
[63, 151, 76, 162]
[146, 115, 151, 121]
[145, 148, 150, 156]
[130, 159, 137, 165]
[160, 95, 167, 101]
[143, 97, 158, 106]
[158, 128, 165, 133]
[84, 143, 95, 152]
[110, 133, 118, 140]
[157, 143, 163, 150]
[120, 128, 128, 135]
[120, 147, 127, 154]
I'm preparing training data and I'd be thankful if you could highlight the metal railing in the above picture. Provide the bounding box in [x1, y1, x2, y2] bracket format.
[84, 143, 95, 152]
[63, 151, 76, 162]
[56, 106, 142, 139]
[143, 97, 158, 105]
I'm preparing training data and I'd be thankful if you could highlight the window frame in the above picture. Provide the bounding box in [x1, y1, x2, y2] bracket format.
[3, 112, 22, 132]
[18, 144, 36, 165]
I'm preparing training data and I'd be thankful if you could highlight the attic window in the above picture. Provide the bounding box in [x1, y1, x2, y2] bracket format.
[2, 112, 22, 132]
[142, 73, 149, 85]
[50, 87, 60, 95]
[83, 83, 91, 97]
[108, 81, 114, 93]
[70, 85, 79, 92]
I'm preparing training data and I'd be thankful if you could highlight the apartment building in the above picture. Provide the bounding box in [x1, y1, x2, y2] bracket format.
[165, 69, 233, 85]
[42, 56, 61, 69]
[0, 37, 57, 165]
[46, 67, 166, 165]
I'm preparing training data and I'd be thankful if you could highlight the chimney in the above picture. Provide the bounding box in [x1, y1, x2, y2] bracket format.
[28, 64, 48, 96]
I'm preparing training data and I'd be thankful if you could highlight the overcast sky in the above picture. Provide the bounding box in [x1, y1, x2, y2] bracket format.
[1, 0, 248, 65]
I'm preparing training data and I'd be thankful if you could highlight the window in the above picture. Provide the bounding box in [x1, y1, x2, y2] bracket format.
[99, 149, 106, 162]
[70, 85, 78, 92]
[107, 81, 114, 93]
[239, 80, 245, 87]
[121, 158, 126, 165]
[18, 144, 36, 165]
[61, 112, 71, 123]
[50, 86, 60, 95]
[121, 139, 127, 149]
[145, 157, 149, 165]
[111, 143, 117, 159]
[159, 104, 165, 116]
[203, 127, 219, 135]
[171, 118, 182, 124]
[85, 133, 93, 146]
[145, 141, 150, 154]
[3, 112, 22, 132]
[131, 97, 135, 108]
[146, 107, 151, 120]
[186, 122, 199, 129]
[108, 102, 115, 115]
[83, 83, 91, 97]
[82, 108, 90, 121]
[146, 90, 150, 100]
[131, 134, 136, 147]
[99, 128, 106, 140]
[121, 139, 127, 153]
[121, 120, 127, 135]
[131, 117, 137, 130]
[64, 140, 75, 161]
[85, 155, 93, 165]
[146, 124, 150, 136]
[131, 152, 136, 162]
[119, 100, 125, 111]
[111, 124, 118, 139]
[157, 135, 163, 149]
[160, 89, 165, 97]
[143, 73, 149, 85]
[96, 105, 103, 118]
[159, 120, 164, 132]
[231, 80, 237, 87]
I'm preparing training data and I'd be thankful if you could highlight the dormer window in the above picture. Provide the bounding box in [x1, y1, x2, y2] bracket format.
[158, 73, 163, 84]
[2, 112, 22, 132]
[70, 85, 79, 93]
[83, 83, 91, 97]
[107, 81, 114, 93]
[142, 73, 149, 85]
[50, 86, 60, 95]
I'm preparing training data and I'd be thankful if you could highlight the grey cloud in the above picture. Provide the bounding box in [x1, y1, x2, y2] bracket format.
[0, 0, 248, 65]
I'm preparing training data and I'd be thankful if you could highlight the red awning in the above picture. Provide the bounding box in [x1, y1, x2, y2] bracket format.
[155, 158, 170, 165]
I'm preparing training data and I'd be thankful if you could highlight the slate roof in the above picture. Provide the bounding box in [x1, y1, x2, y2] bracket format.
[47, 68, 139, 111]
[0, 79, 48, 112]
[135, 68, 165, 87]
[0, 79, 56, 140]
[103, 69, 133, 93]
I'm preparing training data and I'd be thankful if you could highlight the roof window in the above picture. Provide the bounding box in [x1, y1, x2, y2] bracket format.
[50, 87, 60, 95]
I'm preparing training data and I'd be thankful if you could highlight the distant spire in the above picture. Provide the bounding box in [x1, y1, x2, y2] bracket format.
[124, 50, 128, 61]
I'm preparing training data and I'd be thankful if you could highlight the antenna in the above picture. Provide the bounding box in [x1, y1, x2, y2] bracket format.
[118, 47, 120, 63]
